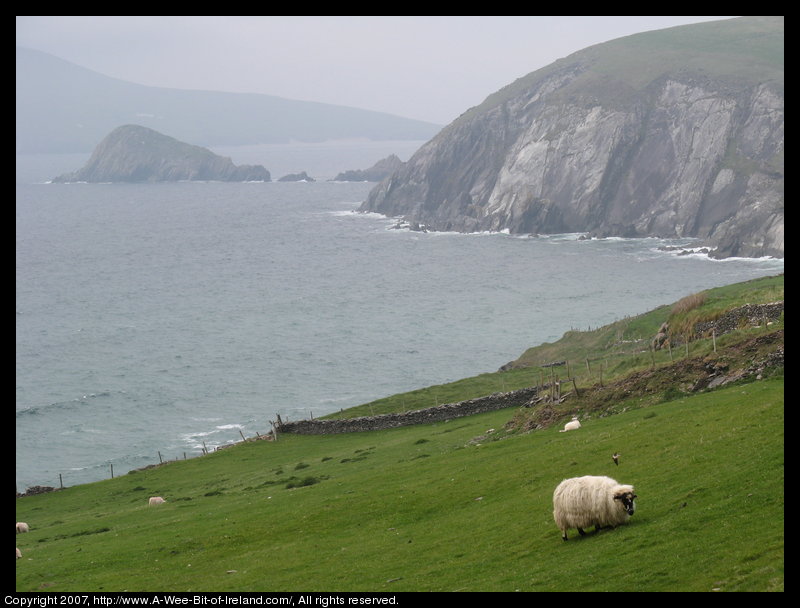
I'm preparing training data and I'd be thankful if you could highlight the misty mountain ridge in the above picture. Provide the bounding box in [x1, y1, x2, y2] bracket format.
[16, 46, 442, 154]
[360, 16, 783, 259]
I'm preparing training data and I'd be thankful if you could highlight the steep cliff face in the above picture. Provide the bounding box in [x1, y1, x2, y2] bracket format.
[52, 124, 271, 183]
[360, 17, 783, 258]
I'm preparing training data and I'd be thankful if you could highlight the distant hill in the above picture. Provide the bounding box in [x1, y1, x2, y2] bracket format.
[51, 125, 271, 183]
[15, 47, 442, 154]
[361, 17, 784, 259]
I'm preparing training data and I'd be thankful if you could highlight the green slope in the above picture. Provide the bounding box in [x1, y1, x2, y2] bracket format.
[15, 378, 783, 592]
[16, 276, 784, 592]
[325, 274, 783, 421]
[457, 16, 783, 123]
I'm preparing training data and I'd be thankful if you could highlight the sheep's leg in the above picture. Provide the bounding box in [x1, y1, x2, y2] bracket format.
[562, 531, 568, 541]
[577, 527, 587, 536]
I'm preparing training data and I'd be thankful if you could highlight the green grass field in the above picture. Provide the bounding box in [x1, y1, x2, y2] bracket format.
[15, 376, 783, 592]
[16, 276, 784, 592]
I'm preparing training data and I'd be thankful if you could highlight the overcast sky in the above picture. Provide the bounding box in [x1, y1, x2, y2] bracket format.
[16, 16, 737, 126]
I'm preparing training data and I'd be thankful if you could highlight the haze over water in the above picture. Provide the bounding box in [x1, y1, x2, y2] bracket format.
[15, 142, 784, 491]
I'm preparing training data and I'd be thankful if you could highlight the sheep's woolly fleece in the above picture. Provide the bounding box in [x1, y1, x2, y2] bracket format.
[553, 475, 636, 540]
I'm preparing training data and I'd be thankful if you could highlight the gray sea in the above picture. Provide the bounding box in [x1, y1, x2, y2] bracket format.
[15, 141, 784, 491]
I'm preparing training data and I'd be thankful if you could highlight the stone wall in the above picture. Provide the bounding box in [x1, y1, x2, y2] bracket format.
[277, 386, 541, 435]
[694, 301, 783, 337]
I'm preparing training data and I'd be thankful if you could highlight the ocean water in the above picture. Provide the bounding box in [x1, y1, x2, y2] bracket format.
[15, 142, 784, 491]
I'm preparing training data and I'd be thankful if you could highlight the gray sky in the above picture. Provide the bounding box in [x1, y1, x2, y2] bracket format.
[16, 16, 737, 125]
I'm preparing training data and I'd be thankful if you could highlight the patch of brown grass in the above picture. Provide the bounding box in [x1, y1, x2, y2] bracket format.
[671, 292, 707, 315]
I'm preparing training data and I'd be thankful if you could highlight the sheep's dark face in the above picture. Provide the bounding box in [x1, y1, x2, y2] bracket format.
[614, 491, 637, 516]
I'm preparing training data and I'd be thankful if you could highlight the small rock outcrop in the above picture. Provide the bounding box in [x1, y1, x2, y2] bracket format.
[16, 485, 57, 498]
[277, 171, 315, 182]
[332, 154, 405, 182]
[52, 125, 271, 183]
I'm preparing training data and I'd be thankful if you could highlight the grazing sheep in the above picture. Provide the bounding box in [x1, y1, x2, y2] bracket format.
[148, 496, 166, 506]
[553, 475, 637, 541]
[16, 547, 22, 559]
[16, 522, 29, 534]
[559, 417, 581, 432]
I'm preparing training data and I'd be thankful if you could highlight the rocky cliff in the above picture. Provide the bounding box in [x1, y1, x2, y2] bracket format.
[360, 17, 783, 259]
[52, 125, 271, 183]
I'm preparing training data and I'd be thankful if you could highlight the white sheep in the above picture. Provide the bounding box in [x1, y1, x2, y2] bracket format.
[552, 475, 637, 541]
[559, 417, 581, 432]
[16, 547, 22, 559]
[16, 522, 29, 534]
[148, 496, 166, 506]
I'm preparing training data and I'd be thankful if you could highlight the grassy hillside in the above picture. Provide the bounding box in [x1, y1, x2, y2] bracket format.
[453, 16, 783, 126]
[325, 274, 783, 420]
[16, 276, 784, 592]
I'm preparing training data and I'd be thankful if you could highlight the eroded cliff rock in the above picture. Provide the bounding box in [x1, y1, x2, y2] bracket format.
[360, 17, 783, 258]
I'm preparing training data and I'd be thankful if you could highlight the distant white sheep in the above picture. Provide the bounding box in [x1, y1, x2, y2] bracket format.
[148, 496, 166, 506]
[16, 547, 22, 559]
[552, 475, 637, 541]
[559, 417, 581, 432]
[16, 522, 29, 534]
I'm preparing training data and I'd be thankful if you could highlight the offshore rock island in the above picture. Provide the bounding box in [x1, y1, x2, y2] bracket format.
[359, 17, 784, 259]
[332, 154, 405, 182]
[52, 124, 271, 183]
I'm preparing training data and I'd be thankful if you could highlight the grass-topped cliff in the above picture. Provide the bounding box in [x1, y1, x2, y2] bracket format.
[457, 16, 783, 124]
[15, 275, 783, 592]
[361, 17, 784, 259]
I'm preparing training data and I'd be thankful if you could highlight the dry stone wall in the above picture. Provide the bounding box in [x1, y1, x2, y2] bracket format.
[277, 387, 541, 435]
[694, 301, 783, 337]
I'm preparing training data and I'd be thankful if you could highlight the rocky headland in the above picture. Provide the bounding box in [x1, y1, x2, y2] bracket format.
[360, 17, 784, 259]
[52, 124, 271, 183]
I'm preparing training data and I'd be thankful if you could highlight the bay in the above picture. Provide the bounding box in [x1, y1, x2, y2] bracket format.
[15, 143, 784, 491]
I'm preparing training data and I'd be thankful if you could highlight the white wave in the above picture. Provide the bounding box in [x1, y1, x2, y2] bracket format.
[318, 395, 354, 404]
[180, 430, 216, 440]
[328, 209, 394, 221]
